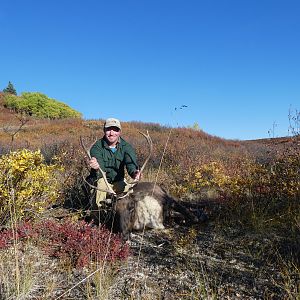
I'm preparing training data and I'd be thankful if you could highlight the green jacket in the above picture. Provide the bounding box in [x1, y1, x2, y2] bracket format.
[89, 137, 139, 183]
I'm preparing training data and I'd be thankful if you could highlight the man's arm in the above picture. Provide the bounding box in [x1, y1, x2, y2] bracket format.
[89, 143, 105, 178]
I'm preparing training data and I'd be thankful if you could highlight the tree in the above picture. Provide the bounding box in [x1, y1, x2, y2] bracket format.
[3, 92, 82, 119]
[3, 81, 17, 95]
[188, 122, 201, 131]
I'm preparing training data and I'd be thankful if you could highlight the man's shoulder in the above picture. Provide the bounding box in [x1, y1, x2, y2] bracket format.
[91, 138, 105, 151]
[119, 137, 133, 148]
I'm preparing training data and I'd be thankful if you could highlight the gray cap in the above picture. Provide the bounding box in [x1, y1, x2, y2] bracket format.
[104, 118, 122, 130]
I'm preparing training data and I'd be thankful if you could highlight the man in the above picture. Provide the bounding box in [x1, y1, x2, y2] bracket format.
[88, 117, 141, 206]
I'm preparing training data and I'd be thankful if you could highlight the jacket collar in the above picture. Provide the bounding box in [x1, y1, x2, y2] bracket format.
[102, 136, 124, 149]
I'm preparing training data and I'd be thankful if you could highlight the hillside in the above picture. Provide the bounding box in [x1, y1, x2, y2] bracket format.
[0, 98, 263, 154]
[1, 92, 291, 158]
[0, 102, 299, 299]
[0, 99, 253, 172]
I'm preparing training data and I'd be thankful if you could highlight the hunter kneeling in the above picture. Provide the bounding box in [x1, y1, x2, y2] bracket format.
[88, 118, 141, 207]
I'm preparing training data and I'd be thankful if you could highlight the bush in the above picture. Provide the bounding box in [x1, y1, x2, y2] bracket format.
[39, 219, 129, 267]
[0, 219, 129, 268]
[3, 92, 82, 119]
[0, 149, 63, 225]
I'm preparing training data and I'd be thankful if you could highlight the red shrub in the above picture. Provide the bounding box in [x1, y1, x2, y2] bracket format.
[0, 219, 129, 268]
[0, 221, 38, 250]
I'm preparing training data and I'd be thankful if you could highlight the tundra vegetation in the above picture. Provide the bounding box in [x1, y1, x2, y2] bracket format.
[0, 91, 299, 299]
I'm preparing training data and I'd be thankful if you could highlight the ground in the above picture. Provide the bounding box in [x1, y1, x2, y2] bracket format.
[44, 204, 298, 300]
[106, 223, 287, 300]
[1, 206, 298, 299]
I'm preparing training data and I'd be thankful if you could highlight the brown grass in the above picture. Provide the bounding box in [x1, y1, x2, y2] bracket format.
[0, 101, 299, 299]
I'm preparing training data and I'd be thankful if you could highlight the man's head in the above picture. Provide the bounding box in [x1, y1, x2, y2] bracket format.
[104, 118, 122, 131]
[103, 118, 122, 146]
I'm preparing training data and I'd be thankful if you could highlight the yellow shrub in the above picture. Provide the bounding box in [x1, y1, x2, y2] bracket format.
[174, 159, 274, 200]
[0, 149, 63, 224]
[184, 161, 230, 196]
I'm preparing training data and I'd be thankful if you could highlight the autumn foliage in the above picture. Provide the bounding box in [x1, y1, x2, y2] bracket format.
[0, 101, 299, 265]
[0, 149, 63, 225]
[3, 92, 82, 119]
[0, 219, 129, 268]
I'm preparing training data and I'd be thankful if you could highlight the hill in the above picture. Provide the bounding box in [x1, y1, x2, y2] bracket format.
[0, 91, 82, 119]
[0, 101, 299, 299]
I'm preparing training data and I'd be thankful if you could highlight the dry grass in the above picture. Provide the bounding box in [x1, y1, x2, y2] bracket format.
[0, 244, 58, 299]
[0, 243, 125, 299]
[0, 103, 299, 299]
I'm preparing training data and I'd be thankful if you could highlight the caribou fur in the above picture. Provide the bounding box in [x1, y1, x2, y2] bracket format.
[109, 182, 200, 239]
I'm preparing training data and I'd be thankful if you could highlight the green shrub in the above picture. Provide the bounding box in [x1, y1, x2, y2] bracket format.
[3, 92, 82, 119]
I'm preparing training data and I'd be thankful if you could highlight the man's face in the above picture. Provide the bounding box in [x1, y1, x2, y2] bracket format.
[104, 126, 121, 145]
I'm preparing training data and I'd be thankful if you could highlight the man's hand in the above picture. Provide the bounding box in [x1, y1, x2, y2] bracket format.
[133, 170, 141, 181]
[89, 157, 100, 170]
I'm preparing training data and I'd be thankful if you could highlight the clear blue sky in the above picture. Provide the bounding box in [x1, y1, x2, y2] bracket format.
[1, 0, 299, 140]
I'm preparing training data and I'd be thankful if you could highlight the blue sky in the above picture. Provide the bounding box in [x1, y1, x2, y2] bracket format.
[1, 0, 299, 140]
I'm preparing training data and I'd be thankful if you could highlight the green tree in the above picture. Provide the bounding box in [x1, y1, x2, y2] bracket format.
[3, 81, 17, 95]
[188, 122, 201, 131]
[3, 92, 82, 119]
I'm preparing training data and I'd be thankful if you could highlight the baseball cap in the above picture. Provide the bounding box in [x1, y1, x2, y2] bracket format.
[104, 118, 122, 130]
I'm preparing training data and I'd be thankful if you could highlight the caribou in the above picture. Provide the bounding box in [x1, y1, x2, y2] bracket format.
[81, 132, 203, 239]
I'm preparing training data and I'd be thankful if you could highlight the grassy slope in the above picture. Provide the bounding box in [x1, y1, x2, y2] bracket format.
[0, 98, 299, 299]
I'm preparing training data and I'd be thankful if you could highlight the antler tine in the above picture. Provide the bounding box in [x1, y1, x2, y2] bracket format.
[82, 175, 116, 194]
[127, 130, 153, 185]
[80, 136, 116, 195]
[138, 130, 153, 175]
[80, 136, 92, 160]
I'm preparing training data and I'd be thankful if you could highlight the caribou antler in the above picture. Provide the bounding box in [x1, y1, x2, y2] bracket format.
[80, 136, 116, 195]
[138, 130, 153, 175]
[114, 130, 153, 198]
[81, 175, 116, 194]
[126, 130, 153, 185]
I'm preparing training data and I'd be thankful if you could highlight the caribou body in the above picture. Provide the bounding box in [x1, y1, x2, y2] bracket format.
[81, 133, 202, 239]
[113, 182, 200, 239]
